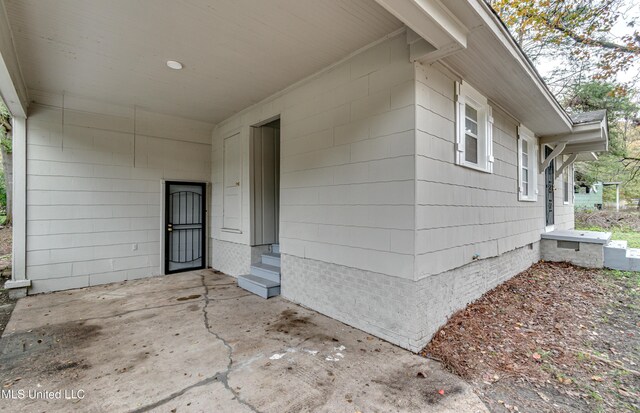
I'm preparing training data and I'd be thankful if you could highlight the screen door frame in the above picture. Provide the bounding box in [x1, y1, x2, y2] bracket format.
[164, 181, 207, 274]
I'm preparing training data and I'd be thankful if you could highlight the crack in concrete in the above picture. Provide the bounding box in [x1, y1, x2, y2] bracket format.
[127, 374, 219, 413]
[200, 274, 260, 413]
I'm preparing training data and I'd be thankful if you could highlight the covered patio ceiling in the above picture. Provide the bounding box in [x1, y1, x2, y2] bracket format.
[0, 0, 608, 160]
[2, 0, 402, 123]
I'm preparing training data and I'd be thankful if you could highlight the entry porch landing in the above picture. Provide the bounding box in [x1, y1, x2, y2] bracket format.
[541, 229, 640, 271]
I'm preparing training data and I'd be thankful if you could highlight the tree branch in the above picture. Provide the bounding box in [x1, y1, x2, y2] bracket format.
[0, 118, 10, 132]
[551, 22, 638, 54]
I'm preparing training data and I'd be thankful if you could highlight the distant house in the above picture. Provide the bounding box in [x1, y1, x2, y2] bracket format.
[575, 183, 604, 210]
[0, 0, 608, 351]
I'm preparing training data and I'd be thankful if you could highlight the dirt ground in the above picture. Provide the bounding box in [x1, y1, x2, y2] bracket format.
[576, 210, 640, 232]
[422, 262, 640, 412]
[0, 225, 14, 336]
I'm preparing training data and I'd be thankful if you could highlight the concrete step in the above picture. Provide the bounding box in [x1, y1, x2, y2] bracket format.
[237, 274, 280, 299]
[606, 239, 628, 250]
[604, 240, 628, 264]
[250, 262, 280, 283]
[261, 252, 281, 268]
[272, 244, 280, 254]
[626, 248, 640, 272]
[604, 240, 640, 271]
[626, 247, 640, 259]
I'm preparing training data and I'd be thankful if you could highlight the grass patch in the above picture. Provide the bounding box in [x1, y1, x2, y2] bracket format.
[577, 224, 640, 248]
[603, 269, 640, 287]
[0, 216, 6, 226]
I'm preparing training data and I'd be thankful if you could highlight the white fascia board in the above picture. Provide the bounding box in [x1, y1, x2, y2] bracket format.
[0, 2, 28, 117]
[376, 0, 468, 59]
[540, 121, 607, 147]
[560, 141, 608, 155]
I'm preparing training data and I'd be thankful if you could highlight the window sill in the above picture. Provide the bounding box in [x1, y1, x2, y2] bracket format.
[518, 196, 537, 202]
[456, 161, 493, 174]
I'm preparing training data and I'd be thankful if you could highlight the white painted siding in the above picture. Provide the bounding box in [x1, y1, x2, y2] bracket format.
[414, 62, 571, 279]
[26, 95, 212, 294]
[211, 32, 417, 279]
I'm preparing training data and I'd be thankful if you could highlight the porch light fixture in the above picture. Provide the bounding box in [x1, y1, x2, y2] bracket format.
[166, 60, 183, 70]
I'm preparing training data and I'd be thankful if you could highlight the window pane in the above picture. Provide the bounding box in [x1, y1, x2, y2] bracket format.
[465, 134, 478, 163]
[522, 152, 528, 166]
[465, 118, 478, 135]
[465, 104, 477, 121]
[522, 139, 528, 155]
[522, 168, 529, 196]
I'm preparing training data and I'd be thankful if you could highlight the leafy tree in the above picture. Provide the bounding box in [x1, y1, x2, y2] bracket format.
[490, 0, 640, 97]
[567, 82, 639, 202]
[567, 82, 638, 155]
[492, 1, 640, 206]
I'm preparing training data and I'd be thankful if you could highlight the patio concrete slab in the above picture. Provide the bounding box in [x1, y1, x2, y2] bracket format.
[0, 270, 488, 413]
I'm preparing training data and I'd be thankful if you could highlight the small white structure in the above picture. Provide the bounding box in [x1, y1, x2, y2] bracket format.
[603, 182, 622, 211]
[0, 0, 608, 351]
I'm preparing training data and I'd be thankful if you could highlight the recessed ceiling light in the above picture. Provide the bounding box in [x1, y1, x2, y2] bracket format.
[166, 60, 183, 70]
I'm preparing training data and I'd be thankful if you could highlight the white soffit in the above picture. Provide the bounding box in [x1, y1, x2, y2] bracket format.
[4, 0, 402, 123]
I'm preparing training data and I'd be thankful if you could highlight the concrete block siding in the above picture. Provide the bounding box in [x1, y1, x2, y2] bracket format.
[283, 242, 540, 352]
[541, 240, 603, 268]
[281, 253, 419, 349]
[412, 242, 540, 350]
[211, 239, 269, 276]
[25, 94, 213, 294]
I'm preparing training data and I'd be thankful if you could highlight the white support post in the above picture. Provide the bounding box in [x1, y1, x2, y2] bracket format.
[616, 184, 620, 212]
[6, 115, 29, 291]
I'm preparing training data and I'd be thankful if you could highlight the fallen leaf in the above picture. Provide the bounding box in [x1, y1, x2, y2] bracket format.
[618, 388, 631, 397]
[591, 375, 603, 382]
[558, 377, 572, 385]
[532, 353, 541, 361]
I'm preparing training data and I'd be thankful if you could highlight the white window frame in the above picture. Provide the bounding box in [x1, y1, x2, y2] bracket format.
[455, 81, 494, 173]
[517, 125, 538, 202]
